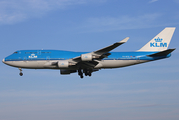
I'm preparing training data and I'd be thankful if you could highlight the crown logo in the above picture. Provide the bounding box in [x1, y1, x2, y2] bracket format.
[154, 37, 163, 42]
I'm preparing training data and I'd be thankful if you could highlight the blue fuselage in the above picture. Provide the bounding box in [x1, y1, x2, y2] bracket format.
[4, 50, 170, 62]
[2, 49, 171, 71]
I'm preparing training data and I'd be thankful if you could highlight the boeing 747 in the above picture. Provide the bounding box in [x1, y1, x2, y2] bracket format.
[2, 27, 176, 78]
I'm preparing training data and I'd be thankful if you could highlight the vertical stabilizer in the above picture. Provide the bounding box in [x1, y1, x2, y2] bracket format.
[138, 27, 175, 51]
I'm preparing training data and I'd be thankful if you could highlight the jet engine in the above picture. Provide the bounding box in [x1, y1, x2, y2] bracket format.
[81, 54, 93, 61]
[58, 61, 69, 68]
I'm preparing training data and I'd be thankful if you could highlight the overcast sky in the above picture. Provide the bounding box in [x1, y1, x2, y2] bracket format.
[0, 0, 179, 120]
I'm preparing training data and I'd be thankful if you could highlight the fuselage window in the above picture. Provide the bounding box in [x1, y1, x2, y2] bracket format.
[25, 52, 37, 54]
[41, 52, 51, 54]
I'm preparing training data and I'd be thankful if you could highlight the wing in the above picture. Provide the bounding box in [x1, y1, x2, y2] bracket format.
[46, 37, 129, 78]
[72, 37, 129, 62]
[46, 37, 129, 69]
[93, 37, 129, 55]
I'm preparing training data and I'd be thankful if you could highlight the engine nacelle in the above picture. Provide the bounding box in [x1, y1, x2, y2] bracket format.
[60, 69, 77, 75]
[81, 54, 93, 61]
[58, 61, 69, 68]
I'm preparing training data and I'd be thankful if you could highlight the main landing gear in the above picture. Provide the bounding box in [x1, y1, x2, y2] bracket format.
[78, 69, 83, 78]
[19, 68, 23, 76]
[78, 69, 92, 78]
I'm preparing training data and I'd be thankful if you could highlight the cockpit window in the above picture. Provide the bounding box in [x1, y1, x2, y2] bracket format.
[13, 52, 18, 54]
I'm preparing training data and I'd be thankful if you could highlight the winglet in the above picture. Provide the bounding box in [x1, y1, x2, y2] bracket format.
[120, 37, 129, 43]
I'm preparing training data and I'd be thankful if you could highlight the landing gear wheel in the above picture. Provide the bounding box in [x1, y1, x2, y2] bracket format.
[89, 72, 91, 76]
[18, 68, 23, 76]
[85, 72, 88, 76]
[78, 69, 84, 79]
[80, 75, 84, 78]
[19, 72, 23, 76]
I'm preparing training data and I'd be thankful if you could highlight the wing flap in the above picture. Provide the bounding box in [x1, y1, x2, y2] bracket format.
[77, 61, 99, 69]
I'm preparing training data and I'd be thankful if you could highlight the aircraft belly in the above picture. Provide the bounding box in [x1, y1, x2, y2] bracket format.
[4, 61, 49, 69]
[4, 59, 150, 70]
[100, 60, 148, 68]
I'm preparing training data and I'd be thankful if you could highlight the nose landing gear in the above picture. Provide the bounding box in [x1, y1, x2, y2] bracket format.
[19, 68, 23, 76]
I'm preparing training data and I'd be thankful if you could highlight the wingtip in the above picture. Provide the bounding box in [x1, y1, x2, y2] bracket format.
[119, 37, 129, 43]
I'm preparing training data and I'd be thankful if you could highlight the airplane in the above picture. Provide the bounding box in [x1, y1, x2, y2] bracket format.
[2, 27, 176, 78]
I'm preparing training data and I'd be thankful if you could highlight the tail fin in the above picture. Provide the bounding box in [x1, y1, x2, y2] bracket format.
[138, 27, 176, 51]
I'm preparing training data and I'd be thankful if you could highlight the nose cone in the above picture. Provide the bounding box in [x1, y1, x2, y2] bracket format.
[2, 58, 5, 63]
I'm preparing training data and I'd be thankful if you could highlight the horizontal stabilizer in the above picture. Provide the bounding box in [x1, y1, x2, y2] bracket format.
[147, 48, 176, 57]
